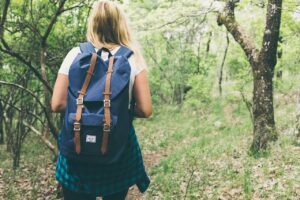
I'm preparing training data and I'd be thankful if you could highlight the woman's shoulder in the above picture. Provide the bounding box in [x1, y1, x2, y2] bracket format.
[58, 47, 81, 75]
[67, 47, 81, 55]
[127, 52, 148, 76]
[62, 47, 81, 63]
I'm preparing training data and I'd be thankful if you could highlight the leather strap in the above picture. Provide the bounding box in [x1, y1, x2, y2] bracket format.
[101, 56, 114, 154]
[74, 53, 97, 154]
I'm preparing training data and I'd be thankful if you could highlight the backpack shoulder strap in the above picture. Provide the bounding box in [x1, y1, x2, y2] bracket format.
[73, 53, 97, 154]
[115, 46, 133, 58]
[79, 42, 96, 53]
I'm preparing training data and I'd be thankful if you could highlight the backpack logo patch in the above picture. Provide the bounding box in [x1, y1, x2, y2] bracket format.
[86, 135, 96, 143]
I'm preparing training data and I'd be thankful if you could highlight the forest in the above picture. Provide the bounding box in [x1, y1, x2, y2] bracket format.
[0, 0, 300, 199]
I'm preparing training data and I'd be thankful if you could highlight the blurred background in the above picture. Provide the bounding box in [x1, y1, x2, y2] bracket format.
[0, 0, 300, 199]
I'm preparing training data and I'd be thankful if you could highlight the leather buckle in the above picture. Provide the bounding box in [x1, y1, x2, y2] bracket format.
[74, 122, 81, 131]
[103, 99, 111, 107]
[102, 92, 112, 95]
[77, 97, 83, 105]
[78, 91, 86, 95]
[106, 70, 113, 74]
[87, 70, 94, 76]
[103, 123, 110, 132]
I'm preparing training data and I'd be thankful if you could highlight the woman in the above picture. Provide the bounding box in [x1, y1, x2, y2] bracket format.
[51, 1, 152, 199]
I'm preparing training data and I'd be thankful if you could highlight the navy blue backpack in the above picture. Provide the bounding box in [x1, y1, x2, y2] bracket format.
[59, 42, 135, 164]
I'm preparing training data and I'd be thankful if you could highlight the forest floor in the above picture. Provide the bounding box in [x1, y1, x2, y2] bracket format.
[1, 81, 300, 199]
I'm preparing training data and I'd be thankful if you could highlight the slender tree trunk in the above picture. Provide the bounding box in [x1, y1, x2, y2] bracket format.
[40, 46, 51, 138]
[218, 32, 229, 96]
[5, 107, 13, 152]
[206, 31, 212, 57]
[296, 85, 300, 137]
[196, 37, 201, 74]
[13, 142, 21, 170]
[12, 79, 27, 169]
[0, 100, 4, 144]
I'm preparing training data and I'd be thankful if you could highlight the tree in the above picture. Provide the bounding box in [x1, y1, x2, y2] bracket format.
[0, 0, 90, 168]
[217, 0, 283, 152]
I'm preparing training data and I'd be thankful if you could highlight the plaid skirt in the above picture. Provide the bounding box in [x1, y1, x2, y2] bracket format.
[55, 125, 150, 196]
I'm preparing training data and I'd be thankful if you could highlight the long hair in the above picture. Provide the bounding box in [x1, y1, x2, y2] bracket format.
[87, 0, 147, 69]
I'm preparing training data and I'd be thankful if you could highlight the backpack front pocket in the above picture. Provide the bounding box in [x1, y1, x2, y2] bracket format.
[67, 113, 118, 156]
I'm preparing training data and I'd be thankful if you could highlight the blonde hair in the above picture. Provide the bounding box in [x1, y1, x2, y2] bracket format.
[87, 0, 147, 69]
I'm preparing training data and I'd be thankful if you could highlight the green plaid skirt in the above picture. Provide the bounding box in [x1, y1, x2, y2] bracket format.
[55, 125, 150, 196]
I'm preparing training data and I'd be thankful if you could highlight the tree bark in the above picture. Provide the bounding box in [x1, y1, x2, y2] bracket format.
[40, 46, 51, 139]
[206, 31, 212, 57]
[296, 85, 300, 138]
[218, 32, 230, 96]
[4, 106, 13, 152]
[0, 100, 4, 144]
[252, 0, 282, 151]
[252, 64, 276, 150]
[217, 0, 282, 152]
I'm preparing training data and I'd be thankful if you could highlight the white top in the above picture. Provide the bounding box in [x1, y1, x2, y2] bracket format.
[58, 46, 147, 108]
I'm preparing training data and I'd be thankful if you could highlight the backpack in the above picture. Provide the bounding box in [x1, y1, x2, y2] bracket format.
[59, 42, 135, 165]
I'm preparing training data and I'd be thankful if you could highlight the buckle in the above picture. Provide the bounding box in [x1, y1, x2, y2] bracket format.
[78, 91, 86, 95]
[103, 99, 111, 107]
[103, 92, 112, 95]
[87, 71, 94, 76]
[74, 122, 81, 131]
[106, 70, 113, 74]
[103, 123, 110, 132]
[77, 97, 83, 105]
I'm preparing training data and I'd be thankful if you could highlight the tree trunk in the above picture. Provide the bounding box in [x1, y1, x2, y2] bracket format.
[251, 64, 276, 150]
[218, 32, 230, 96]
[217, 0, 282, 152]
[40, 46, 51, 138]
[13, 145, 21, 170]
[296, 85, 300, 137]
[5, 107, 13, 152]
[0, 100, 4, 144]
[206, 31, 212, 57]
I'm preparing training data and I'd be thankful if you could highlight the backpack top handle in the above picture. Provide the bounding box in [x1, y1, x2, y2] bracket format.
[80, 42, 133, 59]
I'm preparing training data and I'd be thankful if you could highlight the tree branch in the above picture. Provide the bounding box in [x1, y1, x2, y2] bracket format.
[0, 81, 47, 112]
[260, 0, 283, 68]
[217, 0, 259, 66]
[0, 38, 53, 93]
[60, 1, 87, 13]
[22, 121, 58, 158]
[144, 37, 174, 90]
[240, 90, 254, 124]
[0, 98, 44, 124]
[0, 0, 10, 37]
[147, 8, 214, 31]
[0, 81, 58, 139]
[41, 0, 67, 44]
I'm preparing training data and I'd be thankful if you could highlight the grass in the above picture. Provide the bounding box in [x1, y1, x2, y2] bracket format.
[0, 133, 58, 199]
[0, 76, 300, 199]
[136, 80, 299, 199]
